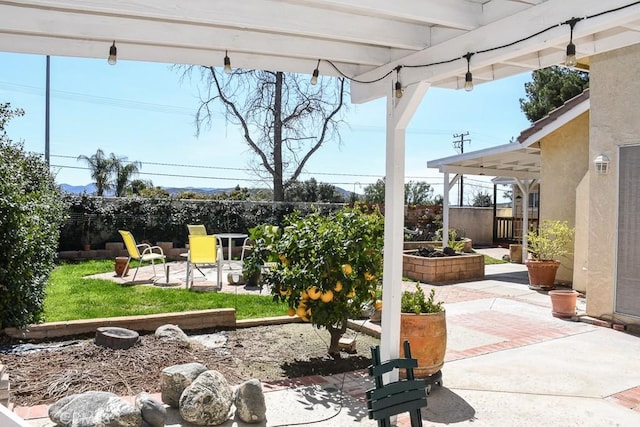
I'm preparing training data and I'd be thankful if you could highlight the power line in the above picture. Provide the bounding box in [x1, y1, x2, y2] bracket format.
[0, 81, 197, 116]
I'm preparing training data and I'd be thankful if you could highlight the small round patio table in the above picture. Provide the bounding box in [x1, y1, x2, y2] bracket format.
[216, 232, 249, 266]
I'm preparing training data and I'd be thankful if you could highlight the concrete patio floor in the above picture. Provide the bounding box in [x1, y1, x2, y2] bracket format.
[13, 248, 640, 426]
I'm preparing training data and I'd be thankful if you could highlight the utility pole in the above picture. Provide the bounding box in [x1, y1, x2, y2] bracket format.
[45, 55, 50, 166]
[452, 132, 470, 206]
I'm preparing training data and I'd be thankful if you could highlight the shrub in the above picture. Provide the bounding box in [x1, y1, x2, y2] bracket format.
[401, 284, 443, 314]
[0, 106, 67, 328]
[527, 220, 574, 261]
[263, 206, 384, 356]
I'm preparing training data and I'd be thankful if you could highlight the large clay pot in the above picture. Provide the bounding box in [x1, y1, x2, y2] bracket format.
[549, 289, 579, 318]
[526, 260, 560, 290]
[399, 310, 447, 378]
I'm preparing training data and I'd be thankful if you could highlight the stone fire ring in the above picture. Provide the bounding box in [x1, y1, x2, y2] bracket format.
[95, 326, 140, 350]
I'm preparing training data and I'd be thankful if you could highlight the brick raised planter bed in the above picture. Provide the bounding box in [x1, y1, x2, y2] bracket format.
[403, 251, 484, 283]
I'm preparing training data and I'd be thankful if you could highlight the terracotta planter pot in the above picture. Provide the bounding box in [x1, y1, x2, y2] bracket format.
[399, 310, 447, 378]
[526, 260, 560, 290]
[114, 257, 130, 276]
[549, 290, 578, 318]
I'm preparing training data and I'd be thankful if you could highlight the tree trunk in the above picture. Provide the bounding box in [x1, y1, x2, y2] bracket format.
[272, 71, 284, 201]
[326, 319, 347, 358]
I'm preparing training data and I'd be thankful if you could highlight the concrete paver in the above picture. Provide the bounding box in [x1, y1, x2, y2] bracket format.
[12, 248, 640, 426]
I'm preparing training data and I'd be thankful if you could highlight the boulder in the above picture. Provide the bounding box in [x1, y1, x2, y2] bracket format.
[154, 324, 190, 344]
[160, 362, 207, 408]
[48, 391, 142, 427]
[179, 370, 233, 426]
[135, 392, 166, 427]
[234, 379, 266, 423]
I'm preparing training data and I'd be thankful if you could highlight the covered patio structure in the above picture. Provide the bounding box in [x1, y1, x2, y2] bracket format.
[2, 0, 640, 392]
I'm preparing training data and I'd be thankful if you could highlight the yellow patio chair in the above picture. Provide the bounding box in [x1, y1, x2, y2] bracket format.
[187, 224, 223, 247]
[187, 224, 207, 236]
[118, 230, 167, 282]
[186, 235, 223, 290]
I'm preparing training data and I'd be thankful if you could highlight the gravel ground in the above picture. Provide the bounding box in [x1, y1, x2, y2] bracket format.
[0, 323, 380, 407]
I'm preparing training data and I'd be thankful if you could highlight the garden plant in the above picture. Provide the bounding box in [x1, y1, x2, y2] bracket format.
[0, 103, 67, 328]
[262, 206, 384, 357]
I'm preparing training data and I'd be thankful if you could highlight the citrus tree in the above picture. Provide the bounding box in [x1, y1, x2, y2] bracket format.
[263, 207, 384, 357]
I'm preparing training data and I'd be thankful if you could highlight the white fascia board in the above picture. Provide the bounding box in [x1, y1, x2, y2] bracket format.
[518, 99, 590, 147]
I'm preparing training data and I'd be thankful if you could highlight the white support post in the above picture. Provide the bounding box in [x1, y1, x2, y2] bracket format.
[515, 178, 539, 262]
[442, 173, 461, 248]
[380, 82, 429, 383]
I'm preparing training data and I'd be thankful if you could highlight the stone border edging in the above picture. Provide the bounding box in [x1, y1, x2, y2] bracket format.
[3, 309, 236, 340]
[3, 311, 382, 340]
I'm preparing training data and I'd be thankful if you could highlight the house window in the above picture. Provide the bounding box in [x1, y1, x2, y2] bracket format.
[615, 145, 640, 317]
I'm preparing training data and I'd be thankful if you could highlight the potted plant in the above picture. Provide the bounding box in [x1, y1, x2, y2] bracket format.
[241, 224, 281, 287]
[399, 283, 446, 379]
[526, 220, 575, 290]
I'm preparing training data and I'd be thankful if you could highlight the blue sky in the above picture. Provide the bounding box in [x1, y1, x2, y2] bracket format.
[0, 52, 532, 198]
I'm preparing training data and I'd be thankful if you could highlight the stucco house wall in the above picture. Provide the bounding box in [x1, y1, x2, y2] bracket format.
[539, 111, 589, 284]
[588, 43, 640, 325]
[573, 173, 590, 293]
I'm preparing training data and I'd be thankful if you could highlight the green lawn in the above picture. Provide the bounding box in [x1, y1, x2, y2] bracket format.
[43, 260, 286, 322]
[483, 254, 508, 265]
[44, 255, 507, 323]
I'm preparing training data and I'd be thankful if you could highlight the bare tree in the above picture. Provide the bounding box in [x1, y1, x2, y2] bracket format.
[186, 67, 347, 201]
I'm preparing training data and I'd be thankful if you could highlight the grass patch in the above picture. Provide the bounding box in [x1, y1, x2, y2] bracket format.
[483, 254, 508, 265]
[44, 260, 286, 322]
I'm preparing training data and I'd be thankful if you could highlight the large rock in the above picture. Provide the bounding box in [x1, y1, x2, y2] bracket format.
[135, 392, 166, 427]
[154, 324, 190, 344]
[48, 391, 142, 427]
[160, 362, 207, 408]
[179, 370, 233, 426]
[234, 379, 266, 423]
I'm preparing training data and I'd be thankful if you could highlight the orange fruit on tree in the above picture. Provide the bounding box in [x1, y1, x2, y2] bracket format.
[296, 306, 307, 317]
[301, 289, 309, 300]
[279, 288, 288, 296]
[341, 264, 353, 276]
[364, 272, 376, 281]
[287, 307, 296, 316]
[308, 286, 321, 300]
[334, 281, 343, 292]
[374, 300, 383, 311]
[346, 288, 356, 298]
[320, 289, 334, 303]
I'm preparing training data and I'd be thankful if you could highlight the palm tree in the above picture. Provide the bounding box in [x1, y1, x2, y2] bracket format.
[77, 149, 113, 196]
[111, 154, 141, 197]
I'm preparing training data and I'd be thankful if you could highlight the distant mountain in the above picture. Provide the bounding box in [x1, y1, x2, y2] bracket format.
[60, 183, 97, 194]
[59, 183, 352, 199]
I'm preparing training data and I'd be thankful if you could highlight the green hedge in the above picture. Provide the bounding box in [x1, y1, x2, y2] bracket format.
[1, 141, 67, 328]
[59, 195, 347, 251]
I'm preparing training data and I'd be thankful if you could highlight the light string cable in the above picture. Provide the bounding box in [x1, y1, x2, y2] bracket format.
[269, 315, 373, 427]
[322, 1, 640, 85]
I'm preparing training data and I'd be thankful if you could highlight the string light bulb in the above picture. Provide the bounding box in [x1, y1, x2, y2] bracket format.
[565, 18, 579, 67]
[107, 41, 117, 65]
[310, 60, 320, 85]
[464, 52, 474, 92]
[394, 66, 403, 98]
[223, 50, 232, 74]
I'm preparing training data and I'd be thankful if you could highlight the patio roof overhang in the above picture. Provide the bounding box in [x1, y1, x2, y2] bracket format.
[0, 1, 639, 104]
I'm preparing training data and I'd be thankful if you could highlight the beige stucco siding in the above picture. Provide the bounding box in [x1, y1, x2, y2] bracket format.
[588, 43, 640, 324]
[539, 112, 589, 283]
